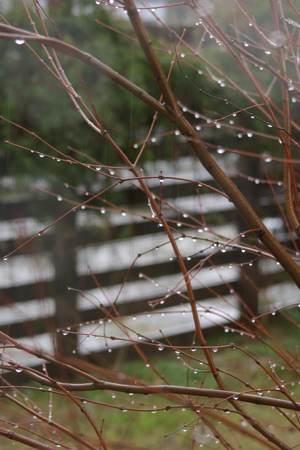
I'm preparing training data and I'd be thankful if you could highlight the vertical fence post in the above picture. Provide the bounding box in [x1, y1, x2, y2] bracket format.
[52, 206, 80, 358]
[235, 157, 263, 319]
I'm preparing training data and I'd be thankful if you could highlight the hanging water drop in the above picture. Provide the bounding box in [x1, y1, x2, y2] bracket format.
[15, 39, 25, 45]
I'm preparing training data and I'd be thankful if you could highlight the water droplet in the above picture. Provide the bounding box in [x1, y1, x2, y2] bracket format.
[157, 345, 164, 351]
[225, 328, 229, 333]
[217, 148, 225, 154]
[196, 125, 201, 131]
[263, 154, 272, 162]
[57, 196, 62, 201]
[15, 39, 25, 45]
[122, 212, 126, 216]
[212, 348, 218, 353]
[15, 367, 23, 373]
[198, 70, 203, 75]
[39, 154, 45, 158]
[216, 123, 221, 129]
[62, 330, 69, 336]
[3, 257, 8, 261]
[247, 132, 253, 138]
[251, 319, 255, 323]
[108, 348, 112, 353]
[238, 133, 243, 138]
[233, 395, 239, 400]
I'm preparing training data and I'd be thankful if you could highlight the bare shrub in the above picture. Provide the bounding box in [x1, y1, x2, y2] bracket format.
[1, 1, 300, 449]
